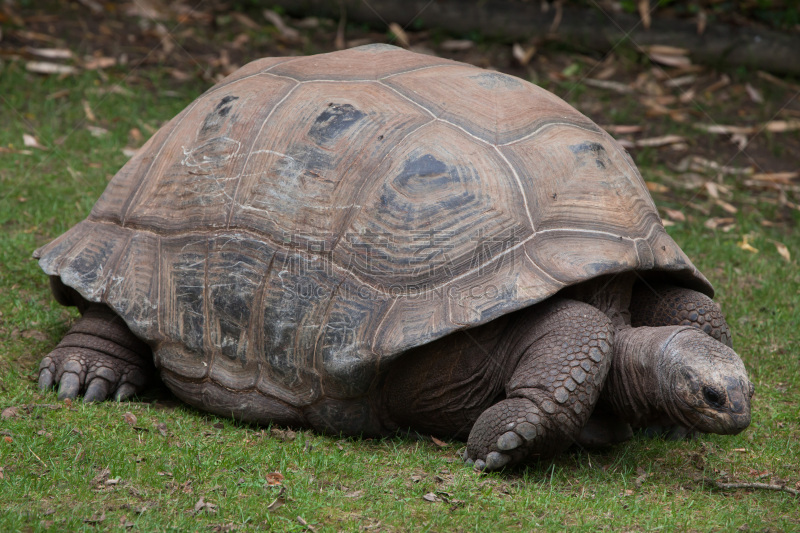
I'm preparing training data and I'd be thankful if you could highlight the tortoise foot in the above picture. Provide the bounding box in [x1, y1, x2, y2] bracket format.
[38, 304, 153, 402]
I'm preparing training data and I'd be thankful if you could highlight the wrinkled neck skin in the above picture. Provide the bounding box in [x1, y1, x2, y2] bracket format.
[602, 326, 673, 427]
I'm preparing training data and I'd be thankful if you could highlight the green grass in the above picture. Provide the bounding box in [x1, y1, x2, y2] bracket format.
[1, 57, 799, 532]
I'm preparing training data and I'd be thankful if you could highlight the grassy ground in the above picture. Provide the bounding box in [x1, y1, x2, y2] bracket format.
[2, 7, 800, 532]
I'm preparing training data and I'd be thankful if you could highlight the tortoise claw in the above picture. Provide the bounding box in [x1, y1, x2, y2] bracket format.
[114, 383, 137, 402]
[38, 366, 54, 390]
[84, 378, 112, 403]
[57, 372, 81, 400]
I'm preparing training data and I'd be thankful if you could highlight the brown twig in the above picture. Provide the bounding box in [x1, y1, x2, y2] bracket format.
[711, 479, 799, 497]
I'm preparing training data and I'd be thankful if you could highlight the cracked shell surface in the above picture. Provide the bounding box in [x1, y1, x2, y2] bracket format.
[34, 45, 711, 414]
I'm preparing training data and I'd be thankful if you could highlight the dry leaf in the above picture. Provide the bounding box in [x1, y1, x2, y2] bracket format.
[156, 423, 168, 437]
[704, 182, 719, 199]
[83, 56, 116, 70]
[694, 124, 753, 135]
[512, 43, 535, 66]
[751, 172, 798, 184]
[638, 0, 651, 28]
[1, 407, 19, 419]
[648, 53, 691, 68]
[764, 120, 800, 133]
[737, 235, 759, 253]
[440, 39, 473, 51]
[646, 182, 669, 193]
[431, 436, 447, 447]
[745, 83, 763, 104]
[603, 125, 642, 134]
[772, 241, 791, 262]
[704, 217, 735, 231]
[422, 492, 441, 502]
[388, 22, 410, 48]
[123, 412, 137, 426]
[584, 79, 633, 94]
[715, 199, 738, 214]
[22, 134, 46, 150]
[265, 472, 284, 485]
[663, 208, 686, 222]
[263, 10, 301, 42]
[87, 125, 109, 137]
[26, 61, 77, 75]
[27, 47, 73, 60]
[82, 100, 96, 122]
[635, 135, 686, 148]
[122, 147, 139, 158]
[194, 497, 217, 513]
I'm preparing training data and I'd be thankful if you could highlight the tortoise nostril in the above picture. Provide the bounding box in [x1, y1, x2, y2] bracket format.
[703, 386, 725, 407]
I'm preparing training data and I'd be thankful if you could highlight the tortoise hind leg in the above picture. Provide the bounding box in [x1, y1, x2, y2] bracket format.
[38, 303, 154, 402]
[630, 282, 732, 346]
[465, 299, 614, 470]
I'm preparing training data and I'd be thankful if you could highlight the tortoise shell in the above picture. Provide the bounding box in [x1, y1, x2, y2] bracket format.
[35, 44, 711, 405]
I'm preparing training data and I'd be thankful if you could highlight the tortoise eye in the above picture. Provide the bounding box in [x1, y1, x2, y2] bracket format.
[703, 386, 724, 407]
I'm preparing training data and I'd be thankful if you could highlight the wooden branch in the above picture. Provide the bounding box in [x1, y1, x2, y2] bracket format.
[711, 479, 800, 497]
[274, 0, 800, 76]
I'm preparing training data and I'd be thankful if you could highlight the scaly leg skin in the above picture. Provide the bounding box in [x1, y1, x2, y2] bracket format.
[464, 299, 614, 471]
[38, 304, 154, 402]
[630, 282, 732, 347]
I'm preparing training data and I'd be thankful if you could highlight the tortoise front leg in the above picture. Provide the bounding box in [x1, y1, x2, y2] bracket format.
[38, 304, 154, 402]
[630, 282, 732, 346]
[464, 299, 614, 470]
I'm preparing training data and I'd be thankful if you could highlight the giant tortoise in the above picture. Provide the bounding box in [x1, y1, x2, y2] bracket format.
[35, 45, 753, 470]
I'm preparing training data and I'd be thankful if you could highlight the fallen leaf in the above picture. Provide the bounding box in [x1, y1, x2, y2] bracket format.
[265, 472, 284, 485]
[512, 43, 535, 66]
[635, 135, 686, 148]
[751, 172, 798, 184]
[638, 0, 651, 28]
[122, 147, 139, 158]
[82, 100, 96, 122]
[87, 125, 109, 137]
[123, 412, 137, 426]
[584, 79, 633, 94]
[737, 236, 758, 253]
[440, 39, 474, 51]
[343, 489, 363, 498]
[105, 477, 121, 485]
[704, 217, 735, 231]
[422, 492, 440, 502]
[694, 124, 753, 135]
[83, 56, 116, 70]
[26, 61, 77, 75]
[156, 423, 168, 437]
[715, 199, 738, 214]
[22, 134, 47, 150]
[194, 497, 217, 513]
[646, 182, 669, 193]
[3, 436, 12, 443]
[1, 407, 20, 419]
[662, 208, 686, 222]
[745, 83, 763, 104]
[263, 9, 301, 42]
[603, 125, 642, 134]
[763, 120, 800, 133]
[26, 47, 73, 60]
[431, 436, 447, 447]
[388, 22, 410, 48]
[772, 241, 791, 262]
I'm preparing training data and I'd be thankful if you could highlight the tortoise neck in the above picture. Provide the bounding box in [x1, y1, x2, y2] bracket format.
[603, 326, 672, 426]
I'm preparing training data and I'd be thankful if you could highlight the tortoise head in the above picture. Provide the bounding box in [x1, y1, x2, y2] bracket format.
[659, 327, 754, 435]
[610, 326, 753, 436]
